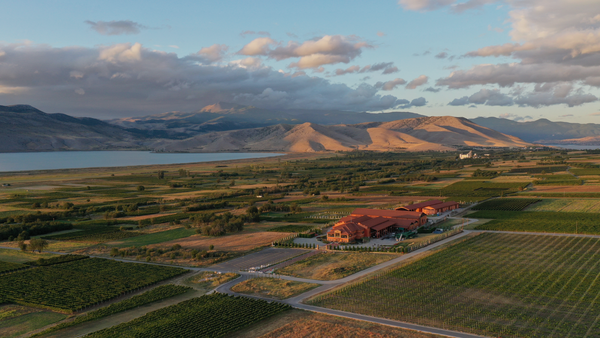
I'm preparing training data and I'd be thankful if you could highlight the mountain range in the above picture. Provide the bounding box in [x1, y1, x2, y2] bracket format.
[2, 103, 600, 153]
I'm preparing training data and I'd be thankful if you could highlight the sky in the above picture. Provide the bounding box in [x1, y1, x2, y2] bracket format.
[1, 0, 600, 122]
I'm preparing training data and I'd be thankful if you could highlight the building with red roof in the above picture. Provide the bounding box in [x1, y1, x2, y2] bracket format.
[327, 208, 426, 243]
[396, 200, 459, 215]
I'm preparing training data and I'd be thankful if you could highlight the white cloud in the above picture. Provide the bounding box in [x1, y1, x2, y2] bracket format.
[196, 44, 229, 63]
[406, 75, 429, 89]
[375, 78, 407, 91]
[0, 42, 409, 117]
[98, 43, 142, 63]
[239, 35, 373, 69]
[85, 20, 146, 35]
[75, 88, 85, 95]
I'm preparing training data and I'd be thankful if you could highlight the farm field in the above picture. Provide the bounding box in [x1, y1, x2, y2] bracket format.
[0, 258, 187, 313]
[277, 252, 397, 280]
[470, 210, 600, 234]
[228, 310, 444, 338]
[32, 284, 192, 338]
[231, 277, 319, 299]
[309, 233, 600, 338]
[84, 293, 290, 338]
[471, 198, 541, 211]
[0, 248, 57, 263]
[0, 304, 67, 338]
[525, 199, 600, 213]
[155, 230, 292, 252]
[0, 260, 27, 274]
[106, 228, 196, 248]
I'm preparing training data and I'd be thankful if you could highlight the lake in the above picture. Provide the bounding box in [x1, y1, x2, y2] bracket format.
[546, 144, 600, 150]
[0, 151, 283, 172]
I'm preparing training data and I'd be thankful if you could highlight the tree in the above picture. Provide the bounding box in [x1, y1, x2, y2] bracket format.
[18, 240, 27, 251]
[157, 171, 165, 179]
[209, 244, 215, 250]
[29, 238, 48, 253]
[137, 185, 145, 191]
[110, 248, 119, 257]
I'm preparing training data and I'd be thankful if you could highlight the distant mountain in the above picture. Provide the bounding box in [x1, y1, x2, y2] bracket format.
[470, 117, 600, 144]
[0, 104, 145, 152]
[110, 102, 424, 138]
[152, 116, 531, 153]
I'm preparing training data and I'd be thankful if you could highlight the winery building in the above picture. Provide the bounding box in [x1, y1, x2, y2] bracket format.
[397, 200, 459, 216]
[326, 208, 426, 243]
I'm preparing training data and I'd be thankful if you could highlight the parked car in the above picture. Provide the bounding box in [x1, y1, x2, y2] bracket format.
[433, 228, 445, 234]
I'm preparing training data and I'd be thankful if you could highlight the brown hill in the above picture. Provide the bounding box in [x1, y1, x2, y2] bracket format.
[153, 116, 531, 152]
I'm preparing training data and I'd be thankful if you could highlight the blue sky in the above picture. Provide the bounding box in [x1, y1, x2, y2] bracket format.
[1, 0, 599, 122]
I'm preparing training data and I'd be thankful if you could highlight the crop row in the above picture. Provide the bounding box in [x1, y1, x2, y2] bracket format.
[33, 285, 192, 337]
[470, 210, 600, 234]
[26, 254, 89, 266]
[85, 293, 291, 338]
[309, 233, 600, 337]
[0, 258, 188, 313]
[42, 228, 140, 242]
[471, 198, 541, 211]
[0, 260, 27, 275]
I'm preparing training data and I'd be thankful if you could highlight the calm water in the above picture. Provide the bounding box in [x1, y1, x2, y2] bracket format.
[0, 151, 283, 172]
[546, 144, 600, 150]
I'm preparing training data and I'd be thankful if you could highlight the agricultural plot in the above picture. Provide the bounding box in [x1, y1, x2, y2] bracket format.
[470, 210, 600, 234]
[309, 233, 600, 338]
[0, 258, 187, 313]
[231, 277, 319, 299]
[410, 181, 528, 198]
[107, 227, 196, 248]
[509, 165, 568, 174]
[84, 293, 290, 338]
[471, 198, 540, 211]
[0, 260, 27, 274]
[571, 168, 600, 176]
[277, 252, 397, 280]
[33, 285, 192, 337]
[526, 199, 600, 213]
[42, 228, 141, 242]
[0, 304, 67, 338]
[266, 224, 317, 233]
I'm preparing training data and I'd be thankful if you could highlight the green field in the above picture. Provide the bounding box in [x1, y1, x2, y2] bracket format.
[42, 227, 141, 242]
[0, 249, 58, 264]
[0, 258, 187, 313]
[85, 293, 290, 338]
[470, 210, 600, 234]
[108, 228, 196, 248]
[571, 168, 600, 176]
[0, 309, 67, 338]
[471, 198, 540, 211]
[0, 260, 27, 274]
[33, 285, 192, 337]
[309, 233, 600, 337]
[525, 199, 600, 213]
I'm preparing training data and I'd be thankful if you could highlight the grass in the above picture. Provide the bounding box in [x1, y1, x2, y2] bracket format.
[277, 252, 397, 280]
[107, 227, 196, 248]
[187, 271, 239, 290]
[309, 233, 600, 338]
[0, 308, 67, 338]
[231, 277, 319, 300]
[239, 310, 444, 338]
[0, 248, 58, 263]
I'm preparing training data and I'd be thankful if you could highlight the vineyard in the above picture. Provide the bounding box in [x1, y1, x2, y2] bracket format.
[42, 227, 141, 242]
[410, 181, 528, 198]
[470, 210, 600, 234]
[26, 254, 88, 266]
[0, 260, 27, 274]
[309, 233, 600, 337]
[0, 258, 187, 313]
[509, 165, 568, 174]
[33, 285, 192, 337]
[85, 293, 290, 338]
[526, 199, 600, 213]
[571, 168, 600, 176]
[471, 198, 540, 211]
